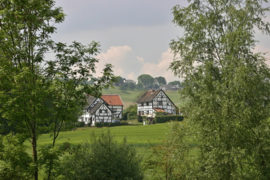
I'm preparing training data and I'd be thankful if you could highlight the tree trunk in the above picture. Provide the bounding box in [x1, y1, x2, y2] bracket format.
[32, 126, 38, 180]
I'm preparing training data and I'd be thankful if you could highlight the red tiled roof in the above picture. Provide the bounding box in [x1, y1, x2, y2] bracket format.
[153, 108, 165, 112]
[101, 95, 124, 106]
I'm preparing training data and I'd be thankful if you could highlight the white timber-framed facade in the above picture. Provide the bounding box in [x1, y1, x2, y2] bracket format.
[136, 89, 177, 118]
[78, 94, 124, 125]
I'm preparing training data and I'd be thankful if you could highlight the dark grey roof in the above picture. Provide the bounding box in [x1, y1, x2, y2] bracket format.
[84, 95, 97, 109]
[89, 102, 103, 114]
[136, 89, 161, 103]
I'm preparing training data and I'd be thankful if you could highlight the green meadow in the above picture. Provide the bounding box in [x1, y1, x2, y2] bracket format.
[33, 123, 172, 179]
[102, 86, 182, 108]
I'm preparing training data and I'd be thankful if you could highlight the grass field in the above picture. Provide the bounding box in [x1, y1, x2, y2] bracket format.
[37, 123, 169, 146]
[32, 122, 171, 179]
[102, 86, 182, 109]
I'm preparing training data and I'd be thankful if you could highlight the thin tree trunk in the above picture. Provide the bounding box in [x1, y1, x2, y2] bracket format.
[32, 122, 38, 180]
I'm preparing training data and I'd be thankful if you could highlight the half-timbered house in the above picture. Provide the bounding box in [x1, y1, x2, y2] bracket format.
[136, 89, 177, 117]
[78, 94, 124, 125]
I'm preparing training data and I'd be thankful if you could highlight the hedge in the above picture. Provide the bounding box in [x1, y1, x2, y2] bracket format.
[75, 122, 85, 127]
[95, 121, 129, 127]
[128, 115, 138, 120]
[154, 115, 184, 123]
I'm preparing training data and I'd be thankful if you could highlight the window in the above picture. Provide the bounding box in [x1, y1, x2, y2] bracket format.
[146, 102, 149, 106]
[105, 110, 108, 113]
[159, 101, 162, 105]
[147, 111, 149, 115]
[99, 109, 102, 113]
[141, 103, 143, 106]
[142, 111, 144, 115]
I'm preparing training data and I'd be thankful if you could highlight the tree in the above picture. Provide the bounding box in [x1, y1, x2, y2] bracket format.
[155, 76, 167, 85]
[168, 80, 181, 87]
[137, 74, 154, 89]
[119, 83, 127, 92]
[0, 1, 114, 179]
[115, 76, 124, 86]
[128, 82, 136, 90]
[59, 131, 144, 180]
[170, 0, 270, 179]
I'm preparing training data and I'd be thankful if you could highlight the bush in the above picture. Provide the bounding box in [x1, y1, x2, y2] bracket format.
[129, 115, 138, 120]
[95, 122, 129, 127]
[154, 115, 184, 123]
[137, 115, 143, 122]
[75, 121, 85, 127]
[59, 130, 144, 180]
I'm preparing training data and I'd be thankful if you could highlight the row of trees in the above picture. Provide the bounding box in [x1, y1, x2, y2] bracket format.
[116, 74, 181, 91]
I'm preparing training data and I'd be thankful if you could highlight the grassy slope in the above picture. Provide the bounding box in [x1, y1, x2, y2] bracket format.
[102, 86, 181, 109]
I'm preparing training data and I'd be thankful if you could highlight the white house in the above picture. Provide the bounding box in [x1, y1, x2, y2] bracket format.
[136, 89, 177, 118]
[78, 94, 124, 125]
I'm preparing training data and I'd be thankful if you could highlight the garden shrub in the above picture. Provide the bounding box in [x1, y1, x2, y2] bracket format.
[154, 115, 184, 123]
[95, 122, 129, 127]
[129, 115, 138, 120]
[75, 122, 85, 127]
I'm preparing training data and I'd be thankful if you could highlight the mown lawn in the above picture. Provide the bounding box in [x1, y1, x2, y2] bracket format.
[37, 123, 169, 146]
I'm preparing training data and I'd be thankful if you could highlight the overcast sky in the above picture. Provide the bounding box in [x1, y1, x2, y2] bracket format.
[51, 0, 270, 82]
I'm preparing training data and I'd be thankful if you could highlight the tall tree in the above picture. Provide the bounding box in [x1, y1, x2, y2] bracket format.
[0, 1, 114, 179]
[170, 0, 270, 179]
[155, 76, 167, 85]
[137, 74, 154, 89]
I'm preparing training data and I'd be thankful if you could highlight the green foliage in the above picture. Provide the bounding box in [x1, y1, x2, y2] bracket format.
[119, 83, 128, 92]
[0, 1, 115, 179]
[145, 121, 198, 179]
[58, 130, 144, 180]
[137, 74, 154, 89]
[0, 134, 34, 180]
[170, 0, 270, 179]
[154, 76, 167, 85]
[154, 115, 184, 123]
[128, 82, 136, 90]
[75, 122, 85, 127]
[115, 76, 124, 86]
[95, 122, 129, 127]
[129, 115, 138, 120]
[168, 81, 181, 87]
[123, 104, 137, 120]
[137, 115, 143, 122]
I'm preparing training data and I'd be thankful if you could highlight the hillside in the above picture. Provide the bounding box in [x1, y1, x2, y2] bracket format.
[102, 86, 181, 109]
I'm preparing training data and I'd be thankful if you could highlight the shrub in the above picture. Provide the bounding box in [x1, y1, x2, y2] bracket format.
[95, 122, 129, 127]
[154, 115, 184, 123]
[129, 115, 138, 120]
[137, 115, 143, 122]
[59, 130, 144, 180]
[75, 121, 85, 127]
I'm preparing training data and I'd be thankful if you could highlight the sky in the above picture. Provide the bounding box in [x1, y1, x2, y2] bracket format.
[51, 0, 270, 83]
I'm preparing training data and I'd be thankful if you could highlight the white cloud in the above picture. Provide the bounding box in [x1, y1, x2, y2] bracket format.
[95, 45, 143, 79]
[136, 56, 144, 62]
[140, 48, 180, 83]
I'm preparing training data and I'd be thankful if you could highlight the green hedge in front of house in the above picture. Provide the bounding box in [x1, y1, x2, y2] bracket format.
[95, 121, 129, 127]
[154, 115, 184, 123]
